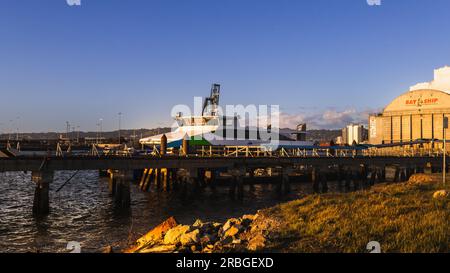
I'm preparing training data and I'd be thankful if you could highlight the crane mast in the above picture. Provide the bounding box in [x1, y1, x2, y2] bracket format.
[202, 83, 220, 116]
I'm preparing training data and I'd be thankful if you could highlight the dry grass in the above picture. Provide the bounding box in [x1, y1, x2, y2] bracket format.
[263, 179, 450, 253]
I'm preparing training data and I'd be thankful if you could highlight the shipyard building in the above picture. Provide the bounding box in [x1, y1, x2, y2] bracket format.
[342, 124, 368, 145]
[369, 66, 450, 145]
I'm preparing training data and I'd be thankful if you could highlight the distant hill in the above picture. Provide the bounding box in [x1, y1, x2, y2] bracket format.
[0, 128, 172, 141]
[306, 129, 341, 142]
[0, 128, 340, 142]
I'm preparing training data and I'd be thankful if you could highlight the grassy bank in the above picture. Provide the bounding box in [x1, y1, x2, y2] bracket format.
[125, 174, 449, 253]
[262, 176, 449, 253]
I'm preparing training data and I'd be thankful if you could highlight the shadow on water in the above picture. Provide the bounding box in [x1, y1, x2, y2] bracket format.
[0, 170, 381, 253]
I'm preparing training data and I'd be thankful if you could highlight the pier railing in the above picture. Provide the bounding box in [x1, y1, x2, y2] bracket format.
[3, 141, 450, 159]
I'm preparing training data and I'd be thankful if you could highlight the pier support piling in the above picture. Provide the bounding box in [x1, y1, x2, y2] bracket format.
[32, 170, 54, 215]
[380, 167, 386, 181]
[394, 167, 400, 182]
[142, 168, 154, 192]
[400, 169, 407, 182]
[237, 176, 244, 200]
[280, 166, 292, 195]
[154, 168, 161, 190]
[369, 168, 376, 186]
[162, 168, 168, 191]
[230, 167, 246, 199]
[353, 170, 361, 191]
[312, 167, 320, 193]
[337, 166, 344, 190]
[344, 169, 352, 191]
[321, 171, 328, 193]
[108, 170, 117, 196]
[114, 171, 131, 208]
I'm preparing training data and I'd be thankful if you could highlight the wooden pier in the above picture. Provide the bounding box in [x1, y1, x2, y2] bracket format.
[0, 150, 447, 215]
[1, 139, 450, 215]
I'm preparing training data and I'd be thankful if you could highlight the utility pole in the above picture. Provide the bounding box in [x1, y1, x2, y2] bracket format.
[66, 121, 70, 140]
[8, 119, 13, 141]
[76, 126, 80, 143]
[118, 112, 122, 144]
[444, 117, 448, 186]
[16, 116, 20, 141]
[96, 122, 99, 144]
[96, 118, 103, 144]
[99, 118, 103, 141]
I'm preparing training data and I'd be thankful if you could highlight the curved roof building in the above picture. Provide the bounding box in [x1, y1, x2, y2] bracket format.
[369, 89, 450, 144]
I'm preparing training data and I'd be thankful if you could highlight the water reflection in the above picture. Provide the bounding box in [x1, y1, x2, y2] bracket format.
[0, 170, 349, 253]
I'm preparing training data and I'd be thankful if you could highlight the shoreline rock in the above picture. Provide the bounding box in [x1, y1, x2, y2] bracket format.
[124, 211, 276, 253]
[123, 216, 178, 253]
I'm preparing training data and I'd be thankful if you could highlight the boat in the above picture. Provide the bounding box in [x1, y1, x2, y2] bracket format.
[139, 84, 314, 150]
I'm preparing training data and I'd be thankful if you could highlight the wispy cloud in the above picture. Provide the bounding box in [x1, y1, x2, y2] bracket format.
[278, 108, 380, 130]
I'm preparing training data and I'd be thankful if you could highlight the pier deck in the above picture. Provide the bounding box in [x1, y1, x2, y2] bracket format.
[1, 145, 447, 215]
[0, 155, 445, 172]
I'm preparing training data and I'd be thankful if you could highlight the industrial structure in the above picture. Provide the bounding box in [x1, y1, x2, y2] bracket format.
[139, 84, 312, 149]
[369, 66, 450, 145]
[341, 124, 368, 145]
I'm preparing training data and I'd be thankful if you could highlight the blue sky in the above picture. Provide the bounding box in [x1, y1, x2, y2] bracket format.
[1, 0, 450, 132]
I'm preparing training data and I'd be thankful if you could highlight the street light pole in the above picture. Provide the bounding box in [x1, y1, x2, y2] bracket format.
[96, 122, 99, 144]
[443, 117, 448, 186]
[8, 119, 13, 140]
[118, 112, 122, 144]
[16, 116, 20, 141]
[99, 118, 103, 143]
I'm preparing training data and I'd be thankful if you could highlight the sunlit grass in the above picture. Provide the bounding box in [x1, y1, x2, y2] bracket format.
[265, 180, 449, 253]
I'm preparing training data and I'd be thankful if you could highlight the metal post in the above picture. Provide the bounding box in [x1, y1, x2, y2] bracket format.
[66, 121, 70, 140]
[443, 117, 448, 186]
[15, 116, 20, 141]
[99, 118, 103, 143]
[118, 112, 122, 144]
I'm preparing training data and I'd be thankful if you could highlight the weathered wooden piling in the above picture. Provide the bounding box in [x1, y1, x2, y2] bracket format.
[229, 167, 246, 199]
[321, 171, 328, 193]
[400, 169, 407, 182]
[311, 167, 320, 193]
[183, 168, 198, 193]
[360, 165, 368, 187]
[142, 168, 154, 191]
[162, 168, 168, 191]
[160, 135, 167, 156]
[236, 175, 244, 200]
[108, 169, 117, 195]
[369, 168, 376, 186]
[380, 166, 386, 181]
[405, 167, 413, 181]
[344, 169, 352, 191]
[197, 168, 207, 188]
[139, 168, 149, 190]
[393, 167, 398, 182]
[32, 170, 53, 215]
[114, 170, 131, 208]
[247, 169, 255, 191]
[280, 166, 292, 194]
[209, 169, 217, 190]
[182, 138, 190, 155]
[310, 167, 328, 193]
[154, 168, 161, 189]
[352, 169, 361, 191]
[170, 169, 178, 191]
